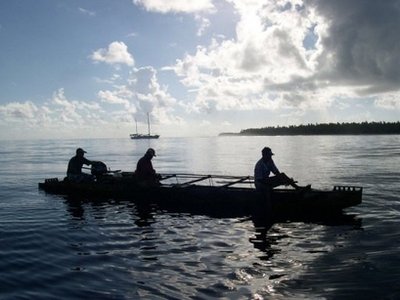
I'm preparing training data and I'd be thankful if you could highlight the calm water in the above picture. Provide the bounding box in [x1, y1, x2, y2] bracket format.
[0, 136, 399, 299]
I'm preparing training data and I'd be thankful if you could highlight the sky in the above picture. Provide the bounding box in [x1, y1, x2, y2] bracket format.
[0, 0, 399, 139]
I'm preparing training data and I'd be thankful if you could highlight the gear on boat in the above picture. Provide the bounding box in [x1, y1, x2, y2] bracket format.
[91, 161, 108, 177]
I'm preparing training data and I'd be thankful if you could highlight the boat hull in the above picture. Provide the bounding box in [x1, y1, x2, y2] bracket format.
[38, 178, 362, 218]
[130, 134, 160, 139]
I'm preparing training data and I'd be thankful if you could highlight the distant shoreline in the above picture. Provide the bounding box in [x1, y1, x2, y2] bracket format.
[219, 121, 400, 136]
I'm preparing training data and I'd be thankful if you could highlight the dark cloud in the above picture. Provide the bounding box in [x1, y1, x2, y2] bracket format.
[308, 0, 400, 94]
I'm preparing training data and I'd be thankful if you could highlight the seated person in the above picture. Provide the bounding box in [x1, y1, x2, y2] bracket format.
[135, 148, 160, 186]
[66, 148, 93, 183]
[254, 147, 307, 191]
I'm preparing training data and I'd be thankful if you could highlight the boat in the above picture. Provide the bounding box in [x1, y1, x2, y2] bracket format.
[130, 113, 159, 139]
[38, 173, 362, 219]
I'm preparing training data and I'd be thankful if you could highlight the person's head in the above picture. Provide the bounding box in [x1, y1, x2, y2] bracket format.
[76, 148, 87, 157]
[145, 148, 156, 158]
[262, 147, 274, 159]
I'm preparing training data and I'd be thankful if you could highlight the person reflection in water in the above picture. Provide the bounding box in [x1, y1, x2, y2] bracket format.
[254, 147, 308, 191]
[67, 148, 93, 183]
[135, 148, 161, 186]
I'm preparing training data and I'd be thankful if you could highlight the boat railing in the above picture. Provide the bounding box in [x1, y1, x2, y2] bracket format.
[159, 173, 255, 188]
[333, 185, 363, 192]
[45, 178, 59, 183]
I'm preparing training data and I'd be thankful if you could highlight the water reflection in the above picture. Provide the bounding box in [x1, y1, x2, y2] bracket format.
[63, 195, 158, 227]
[248, 212, 362, 263]
[64, 196, 85, 220]
[62, 194, 362, 261]
[53, 192, 366, 299]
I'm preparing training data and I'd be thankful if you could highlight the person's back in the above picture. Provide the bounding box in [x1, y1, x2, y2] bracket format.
[66, 148, 93, 182]
[67, 155, 90, 175]
[254, 147, 303, 191]
[135, 148, 159, 186]
[136, 156, 155, 179]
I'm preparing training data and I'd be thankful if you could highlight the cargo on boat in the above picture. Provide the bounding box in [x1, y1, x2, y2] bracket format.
[38, 173, 362, 219]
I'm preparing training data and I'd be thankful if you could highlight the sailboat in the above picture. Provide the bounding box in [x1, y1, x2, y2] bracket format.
[130, 113, 160, 139]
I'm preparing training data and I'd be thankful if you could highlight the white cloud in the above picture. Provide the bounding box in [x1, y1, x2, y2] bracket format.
[0, 101, 38, 120]
[50, 88, 103, 125]
[4, 0, 398, 139]
[374, 93, 400, 110]
[0, 68, 181, 137]
[195, 15, 211, 36]
[91, 41, 134, 66]
[165, 0, 400, 115]
[79, 7, 96, 16]
[127, 32, 138, 38]
[91, 66, 180, 126]
[168, 1, 317, 113]
[133, 0, 215, 14]
[98, 88, 132, 108]
[126, 67, 179, 124]
[0, 83, 178, 139]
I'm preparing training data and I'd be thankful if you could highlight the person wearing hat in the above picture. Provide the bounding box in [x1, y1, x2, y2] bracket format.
[135, 148, 160, 186]
[254, 147, 301, 191]
[66, 148, 93, 182]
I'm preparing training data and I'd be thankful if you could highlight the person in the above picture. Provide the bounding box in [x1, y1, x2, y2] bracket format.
[254, 147, 306, 191]
[66, 148, 93, 182]
[135, 148, 160, 186]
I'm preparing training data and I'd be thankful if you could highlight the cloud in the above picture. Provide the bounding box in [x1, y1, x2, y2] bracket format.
[98, 89, 131, 107]
[127, 32, 138, 38]
[165, 0, 400, 114]
[168, 1, 316, 112]
[126, 67, 178, 123]
[374, 92, 400, 110]
[79, 7, 96, 16]
[0, 68, 181, 137]
[195, 15, 211, 36]
[91, 41, 134, 66]
[0, 88, 138, 139]
[0, 101, 38, 120]
[307, 0, 400, 93]
[50, 88, 103, 125]
[133, 0, 215, 14]
[94, 66, 179, 125]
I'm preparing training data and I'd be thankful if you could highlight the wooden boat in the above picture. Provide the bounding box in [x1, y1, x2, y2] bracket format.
[38, 173, 362, 219]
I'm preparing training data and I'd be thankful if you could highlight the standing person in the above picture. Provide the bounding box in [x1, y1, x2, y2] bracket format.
[254, 147, 305, 191]
[67, 148, 93, 182]
[135, 148, 160, 186]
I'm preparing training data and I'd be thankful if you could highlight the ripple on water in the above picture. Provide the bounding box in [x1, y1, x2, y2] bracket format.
[1, 136, 400, 299]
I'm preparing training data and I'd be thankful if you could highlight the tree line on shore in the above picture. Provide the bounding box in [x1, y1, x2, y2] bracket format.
[220, 121, 400, 136]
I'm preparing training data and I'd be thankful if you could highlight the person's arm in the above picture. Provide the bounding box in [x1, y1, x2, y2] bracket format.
[146, 161, 156, 175]
[270, 160, 280, 175]
[83, 157, 92, 166]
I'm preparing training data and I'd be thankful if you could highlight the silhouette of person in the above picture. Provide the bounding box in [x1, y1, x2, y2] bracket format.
[254, 147, 304, 191]
[67, 148, 93, 183]
[135, 148, 160, 186]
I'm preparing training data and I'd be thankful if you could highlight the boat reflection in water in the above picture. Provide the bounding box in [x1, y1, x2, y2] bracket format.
[60, 188, 362, 265]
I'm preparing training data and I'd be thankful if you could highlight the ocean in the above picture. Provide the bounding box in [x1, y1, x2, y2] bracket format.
[0, 135, 399, 299]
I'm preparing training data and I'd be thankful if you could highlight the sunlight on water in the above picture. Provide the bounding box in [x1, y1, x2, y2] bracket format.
[0, 135, 399, 299]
